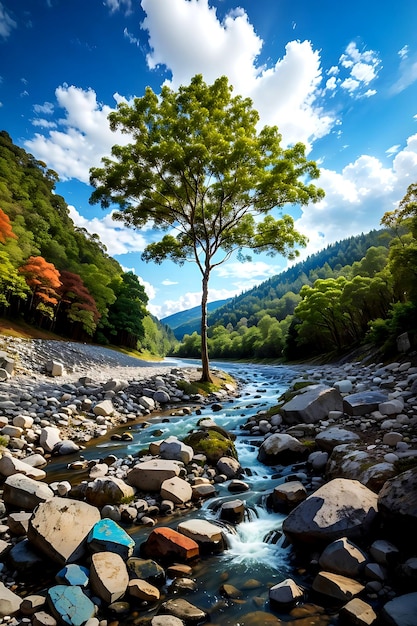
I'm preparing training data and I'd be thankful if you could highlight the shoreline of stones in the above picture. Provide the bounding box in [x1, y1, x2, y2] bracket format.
[0, 337, 416, 625]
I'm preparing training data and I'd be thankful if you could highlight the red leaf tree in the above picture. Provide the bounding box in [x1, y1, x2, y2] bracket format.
[56, 270, 100, 337]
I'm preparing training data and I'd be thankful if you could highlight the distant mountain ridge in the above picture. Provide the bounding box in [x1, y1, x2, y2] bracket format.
[162, 299, 230, 339]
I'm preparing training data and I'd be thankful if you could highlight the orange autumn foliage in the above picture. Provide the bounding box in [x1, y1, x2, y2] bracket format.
[19, 256, 62, 306]
[0, 208, 17, 243]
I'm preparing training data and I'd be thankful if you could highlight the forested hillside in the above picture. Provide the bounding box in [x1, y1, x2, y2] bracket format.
[0, 131, 176, 355]
[174, 185, 417, 361]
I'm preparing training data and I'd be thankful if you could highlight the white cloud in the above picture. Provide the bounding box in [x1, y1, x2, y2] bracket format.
[33, 101, 54, 115]
[339, 42, 380, 97]
[152, 286, 239, 319]
[214, 261, 280, 280]
[68, 205, 148, 255]
[25, 86, 130, 183]
[140, 0, 334, 151]
[294, 135, 417, 258]
[0, 3, 17, 39]
[31, 119, 57, 129]
[390, 51, 417, 94]
[104, 0, 133, 15]
[162, 279, 178, 285]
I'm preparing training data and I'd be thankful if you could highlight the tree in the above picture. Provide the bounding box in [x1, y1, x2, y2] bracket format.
[56, 270, 100, 337]
[106, 272, 149, 348]
[90, 74, 324, 381]
[19, 256, 61, 323]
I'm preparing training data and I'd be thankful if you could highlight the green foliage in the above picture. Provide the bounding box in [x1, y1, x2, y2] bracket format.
[0, 131, 167, 355]
[89, 74, 324, 380]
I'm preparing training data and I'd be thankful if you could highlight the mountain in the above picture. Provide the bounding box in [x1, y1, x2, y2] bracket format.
[162, 299, 231, 339]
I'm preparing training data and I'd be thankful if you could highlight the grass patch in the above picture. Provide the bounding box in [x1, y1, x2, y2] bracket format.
[177, 370, 236, 397]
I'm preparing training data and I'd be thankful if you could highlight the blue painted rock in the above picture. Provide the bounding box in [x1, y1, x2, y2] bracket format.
[47, 585, 95, 626]
[87, 518, 135, 559]
[55, 564, 89, 588]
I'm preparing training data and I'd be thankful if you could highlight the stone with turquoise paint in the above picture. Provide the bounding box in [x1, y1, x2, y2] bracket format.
[87, 518, 135, 559]
[55, 564, 89, 587]
[47, 585, 95, 626]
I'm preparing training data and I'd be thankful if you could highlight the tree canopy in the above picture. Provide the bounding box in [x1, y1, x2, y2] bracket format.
[90, 74, 325, 380]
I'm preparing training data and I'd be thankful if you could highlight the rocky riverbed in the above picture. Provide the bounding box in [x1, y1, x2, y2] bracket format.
[0, 336, 416, 626]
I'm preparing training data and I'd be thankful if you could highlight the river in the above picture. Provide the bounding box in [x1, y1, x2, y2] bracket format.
[46, 360, 323, 625]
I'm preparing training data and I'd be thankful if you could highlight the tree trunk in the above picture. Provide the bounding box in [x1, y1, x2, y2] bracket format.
[200, 271, 212, 383]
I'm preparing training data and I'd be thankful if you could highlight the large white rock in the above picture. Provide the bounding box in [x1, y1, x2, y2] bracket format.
[93, 400, 114, 417]
[3, 474, 54, 510]
[282, 478, 378, 545]
[160, 476, 192, 505]
[90, 551, 129, 603]
[127, 459, 182, 491]
[0, 454, 46, 480]
[28, 497, 101, 565]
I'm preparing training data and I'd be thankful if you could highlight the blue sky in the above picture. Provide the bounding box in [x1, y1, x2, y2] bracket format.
[1, 0, 417, 319]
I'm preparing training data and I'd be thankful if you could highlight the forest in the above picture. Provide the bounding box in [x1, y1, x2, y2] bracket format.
[1, 129, 416, 363]
[174, 190, 417, 362]
[0, 131, 176, 357]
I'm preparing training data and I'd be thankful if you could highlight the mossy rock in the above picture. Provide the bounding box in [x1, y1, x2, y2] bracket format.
[196, 419, 236, 441]
[184, 429, 237, 463]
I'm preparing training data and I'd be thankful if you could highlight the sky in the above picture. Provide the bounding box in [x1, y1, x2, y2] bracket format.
[1, 0, 417, 319]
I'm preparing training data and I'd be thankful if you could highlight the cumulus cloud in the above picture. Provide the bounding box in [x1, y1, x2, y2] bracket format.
[141, 0, 333, 150]
[338, 42, 380, 97]
[294, 134, 417, 258]
[68, 205, 148, 255]
[104, 0, 133, 15]
[153, 286, 239, 319]
[25, 86, 130, 183]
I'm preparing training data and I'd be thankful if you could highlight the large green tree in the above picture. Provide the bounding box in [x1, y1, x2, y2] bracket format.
[90, 74, 324, 381]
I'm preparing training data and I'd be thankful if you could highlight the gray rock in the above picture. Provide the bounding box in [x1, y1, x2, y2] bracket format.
[3, 474, 54, 510]
[281, 384, 343, 424]
[282, 478, 378, 545]
[382, 592, 417, 626]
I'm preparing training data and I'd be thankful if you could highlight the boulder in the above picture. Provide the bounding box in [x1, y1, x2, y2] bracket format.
[47, 585, 95, 626]
[127, 459, 182, 491]
[377, 466, 417, 547]
[343, 391, 388, 416]
[39, 426, 62, 453]
[318, 537, 367, 577]
[219, 499, 245, 524]
[271, 481, 307, 511]
[257, 433, 308, 465]
[282, 478, 378, 545]
[3, 474, 54, 510]
[89, 551, 129, 604]
[0, 454, 47, 480]
[340, 598, 377, 626]
[177, 519, 225, 552]
[312, 571, 364, 602]
[141, 527, 199, 562]
[216, 456, 242, 478]
[55, 564, 89, 587]
[381, 592, 417, 626]
[85, 476, 135, 507]
[280, 385, 343, 424]
[160, 476, 193, 505]
[28, 497, 101, 565]
[269, 578, 304, 606]
[160, 436, 194, 464]
[87, 518, 135, 559]
[315, 427, 361, 452]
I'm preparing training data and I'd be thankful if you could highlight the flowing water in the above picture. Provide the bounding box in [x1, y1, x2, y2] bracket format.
[46, 360, 314, 624]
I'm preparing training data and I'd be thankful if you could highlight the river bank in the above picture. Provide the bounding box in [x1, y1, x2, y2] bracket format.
[0, 337, 416, 626]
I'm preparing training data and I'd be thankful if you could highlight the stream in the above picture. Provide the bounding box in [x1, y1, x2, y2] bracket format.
[45, 360, 317, 625]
